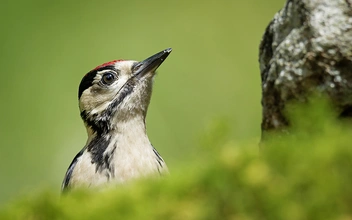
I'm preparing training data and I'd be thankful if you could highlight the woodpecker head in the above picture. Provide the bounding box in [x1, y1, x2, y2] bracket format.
[78, 48, 172, 135]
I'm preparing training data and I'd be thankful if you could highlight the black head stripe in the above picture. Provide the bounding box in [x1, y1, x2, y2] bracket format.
[62, 148, 85, 191]
[78, 65, 118, 99]
[78, 70, 97, 99]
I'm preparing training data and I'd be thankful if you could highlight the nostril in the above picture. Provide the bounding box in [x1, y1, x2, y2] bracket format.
[132, 62, 143, 73]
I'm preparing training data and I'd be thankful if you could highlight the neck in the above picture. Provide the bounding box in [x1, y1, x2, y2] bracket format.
[86, 115, 147, 139]
[85, 115, 151, 174]
[111, 114, 147, 134]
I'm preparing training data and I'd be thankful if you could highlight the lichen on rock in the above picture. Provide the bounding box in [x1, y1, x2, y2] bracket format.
[259, 0, 352, 137]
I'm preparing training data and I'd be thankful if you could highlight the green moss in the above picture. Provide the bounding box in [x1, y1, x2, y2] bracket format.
[1, 97, 352, 219]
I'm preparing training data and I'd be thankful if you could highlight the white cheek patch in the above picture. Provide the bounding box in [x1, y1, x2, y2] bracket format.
[114, 74, 130, 92]
[89, 100, 112, 115]
[79, 60, 138, 116]
[82, 73, 131, 116]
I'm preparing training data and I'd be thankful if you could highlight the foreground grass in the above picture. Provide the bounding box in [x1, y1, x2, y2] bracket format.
[1, 98, 352, 219]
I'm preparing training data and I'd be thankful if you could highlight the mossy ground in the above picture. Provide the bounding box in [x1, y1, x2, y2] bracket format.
[1, 97, 351, 219]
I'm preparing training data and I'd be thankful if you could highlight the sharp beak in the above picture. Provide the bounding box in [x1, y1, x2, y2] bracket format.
[134, 48, 172, 78]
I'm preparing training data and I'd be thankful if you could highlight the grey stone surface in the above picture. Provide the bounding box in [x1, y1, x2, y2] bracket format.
[259, 0, 352, 136]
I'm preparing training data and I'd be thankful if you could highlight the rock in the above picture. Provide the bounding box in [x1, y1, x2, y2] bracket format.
[259, 0, 352, 136]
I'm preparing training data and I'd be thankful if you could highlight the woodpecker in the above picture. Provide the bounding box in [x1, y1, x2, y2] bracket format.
[62, 48, 172, 191]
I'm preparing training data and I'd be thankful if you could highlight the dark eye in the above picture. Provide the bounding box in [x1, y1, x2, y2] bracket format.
[102, 72, 116, 85]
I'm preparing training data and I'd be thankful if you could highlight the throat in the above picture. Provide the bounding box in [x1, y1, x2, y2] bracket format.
[86, 116, 154, 179]
[109, 117, 150, 155]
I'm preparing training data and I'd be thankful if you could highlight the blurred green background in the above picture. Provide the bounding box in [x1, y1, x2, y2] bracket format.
[0, 0, 283, 205]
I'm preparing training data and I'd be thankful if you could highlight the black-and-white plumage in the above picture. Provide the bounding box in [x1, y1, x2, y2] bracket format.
[62, 48, 172, 190]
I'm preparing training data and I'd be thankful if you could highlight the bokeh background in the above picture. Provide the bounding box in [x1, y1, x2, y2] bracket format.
[0, 0, 284, 205]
